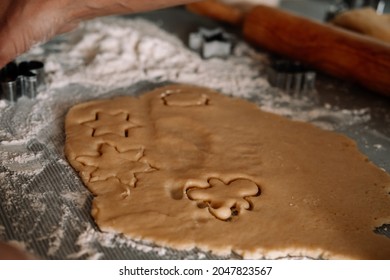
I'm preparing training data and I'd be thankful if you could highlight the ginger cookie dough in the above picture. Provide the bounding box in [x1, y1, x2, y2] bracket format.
[65, 84, 390, 259]
[331, 8, 390, 43]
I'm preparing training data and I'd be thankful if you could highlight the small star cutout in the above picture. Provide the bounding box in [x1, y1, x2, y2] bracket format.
[186, 178, 260, 221]
[76, 144, 154, 187]
[82, 112, 139, 137]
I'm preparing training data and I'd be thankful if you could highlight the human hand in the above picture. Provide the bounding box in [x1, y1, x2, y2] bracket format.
[0, 242, 31, 260]
[0, 0, 197, 68]
[0, 0, 80, 68]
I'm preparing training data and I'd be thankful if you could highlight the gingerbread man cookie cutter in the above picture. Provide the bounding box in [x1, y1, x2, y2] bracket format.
[268, 58, 316, 96]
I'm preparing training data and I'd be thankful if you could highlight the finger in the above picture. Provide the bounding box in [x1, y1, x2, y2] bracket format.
[0, 2, 71, 68]
[0, 242, 31, 260]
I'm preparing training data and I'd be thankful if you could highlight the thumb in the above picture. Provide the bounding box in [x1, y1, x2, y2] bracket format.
[0, 2, 77, 68]
[0, 28, 26, 69]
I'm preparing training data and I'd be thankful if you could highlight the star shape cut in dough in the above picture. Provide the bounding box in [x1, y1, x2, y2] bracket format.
[76, 144, 154, 187]
[186, 178, 260, 221]
[82, 112, 139, 137]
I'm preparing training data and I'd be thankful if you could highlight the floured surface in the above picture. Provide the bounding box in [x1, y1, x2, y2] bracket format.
[65, 84, 390, 259]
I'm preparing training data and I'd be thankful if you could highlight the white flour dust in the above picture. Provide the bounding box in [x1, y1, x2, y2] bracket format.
[0, 16, 385, 260]
[67, 224, 207, 260]
[41, 18, 269, 98]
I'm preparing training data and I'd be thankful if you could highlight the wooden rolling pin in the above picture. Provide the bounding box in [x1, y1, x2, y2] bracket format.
[187, 0, 244, 25]
[243, 5, 390, 97]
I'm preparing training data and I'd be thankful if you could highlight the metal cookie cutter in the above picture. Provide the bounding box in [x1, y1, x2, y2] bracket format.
[0, 60, 45, 102]
[189, 27, 235, 59]
[268, 59, 316, 96]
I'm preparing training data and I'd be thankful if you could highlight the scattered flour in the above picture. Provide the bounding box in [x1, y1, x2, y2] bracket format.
[0, 100, 7, 108]
[68, 224, 212, 260]
[0, 148, 45, 175]
[373, 144, 383, 150]
[61, 192, 88, 209]
[46, 227, 65, 257]
[0, 15, 387, 260]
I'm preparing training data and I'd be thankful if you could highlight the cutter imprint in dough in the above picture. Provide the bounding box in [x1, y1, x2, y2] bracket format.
[82, 112, 139, 137]
[186, 178, 260, 221]
[76, 144, 155, 187]
[65, 84, 390, 259]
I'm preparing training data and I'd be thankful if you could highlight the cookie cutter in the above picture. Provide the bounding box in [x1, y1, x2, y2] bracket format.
[268, 59, 316, 96]
[189, 27, 235, 59]
[0, 60, 45, 102]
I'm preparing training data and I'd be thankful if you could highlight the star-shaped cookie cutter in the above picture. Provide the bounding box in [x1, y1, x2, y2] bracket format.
[0, 60, 45, 102]
[189, 27, 235, 59]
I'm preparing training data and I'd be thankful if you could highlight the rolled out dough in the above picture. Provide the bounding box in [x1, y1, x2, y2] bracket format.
[331, 8, 390, 43]
[65, 84, 390, 259]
